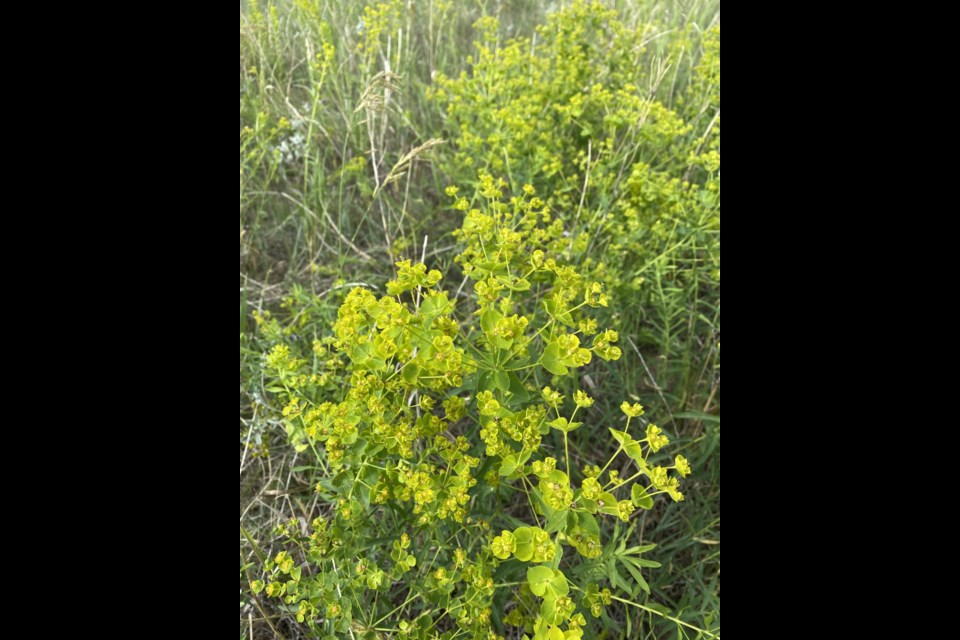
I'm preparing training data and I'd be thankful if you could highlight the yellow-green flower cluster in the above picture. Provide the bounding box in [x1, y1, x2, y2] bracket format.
[573, 390, 594, 408]
[387, 260, 443, 296]
[357, 0, 401, 55]
[491, 526, 556, 564]
[646, 424, 670, 453]
[620, 401, 645, 418]
[434, 2, 695, 214]
[539, 470, 575, 511]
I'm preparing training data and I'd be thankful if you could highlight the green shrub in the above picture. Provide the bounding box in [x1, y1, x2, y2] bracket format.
[248, 178, 705, 639]
[433, 3, 720, 404]
[433, 3, 696, 205]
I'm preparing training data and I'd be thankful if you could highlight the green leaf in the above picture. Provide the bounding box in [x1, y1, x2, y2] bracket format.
[514, 527, 534, 562]
[493, 369, 511, 393]
[478, 370, 495, 394]
[577, 512, 600, 537]
[509, 278, 532, 291]
[620, 558, 649, 594]
[548, 570, 570, 597]
[508, 372, 530, 400]
[500, 455, 519, 477]
[528, 566, 554, 597]
[517, 449, 532, 467]
[420, 293, 453, 321]
[579, 497, 598, 514]
[542, 342, 569, 376]
[624, 440, 646, 464]
[631, 484, 654, 510]
[402, 363, 420, 385]
[607, 558, 630, 593]
[411, 327, 437, 350]
[498, 275, 532, 292]
[599, 492, 619, 516]
[527, 566, 570, 602]
[481, 309, 503, 337]
[534, 625, 566, 640]
[609, 429, 630, 446]
[548, 417, 583, 433]
[476, 260, 507, 274]
[544, 507, 570, 534]
[674, 411, 721, 424]
[622, 544, 657, 556]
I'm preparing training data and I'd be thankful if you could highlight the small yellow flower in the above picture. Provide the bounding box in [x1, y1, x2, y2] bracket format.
[620, 401, 645, 418]
[574, 390, 595, 408]
[646, 424, 669, 452]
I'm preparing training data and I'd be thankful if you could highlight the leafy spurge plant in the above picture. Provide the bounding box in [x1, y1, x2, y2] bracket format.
[251, 177, 692, 639]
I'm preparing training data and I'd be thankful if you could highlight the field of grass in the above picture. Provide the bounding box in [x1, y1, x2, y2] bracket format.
[240, 1, 719, 638]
